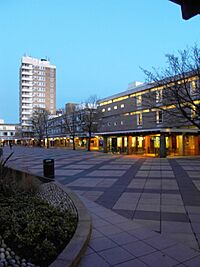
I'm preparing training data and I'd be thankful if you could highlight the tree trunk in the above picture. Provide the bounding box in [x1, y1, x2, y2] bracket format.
[46, 138, 49, 148]
[87, 133, 91, 151]
[38, 139, 42, 147]
[72, 136, 76, 150]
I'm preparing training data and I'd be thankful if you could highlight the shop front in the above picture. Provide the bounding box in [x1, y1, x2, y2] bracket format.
[102, 131, 200, 157]
[44, 135, 100, 150]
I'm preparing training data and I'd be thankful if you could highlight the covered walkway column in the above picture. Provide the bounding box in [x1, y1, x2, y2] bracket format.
[103, 136, 108, 153]
[181, 134, 186, 156]
[127, 136, 132, 155]
[121, 137, 125, 152]
[160, 133, 167, 158]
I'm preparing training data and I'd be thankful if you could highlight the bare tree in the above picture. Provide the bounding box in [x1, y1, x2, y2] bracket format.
[14, 126, 23, 144]
[32, 108, 50, 147]
[61, 103, 80, 150]
[142, 45, 200, 129]
[80, 95, 98, 151]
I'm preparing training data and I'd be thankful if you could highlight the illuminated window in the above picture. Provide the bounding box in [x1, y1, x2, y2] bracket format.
[136, 95, 142, 107]
[191, 106, 199, 119]
[114, 106, 118, 110]
[137, 113, 143, 126]
[121, 104, 125, 108]
[102, 108, 105, 112]
[156, 110, 163, 124]
[113, 96, 128, 103]
[114, 122, 117, 126]
[156, 89, 163, 103]
[108, 107, 111, 111]
[99, 100, 112, 106]
[191, 108, 196, 119]
[190, 80, 199, 94]
[121, 121, 124, 125]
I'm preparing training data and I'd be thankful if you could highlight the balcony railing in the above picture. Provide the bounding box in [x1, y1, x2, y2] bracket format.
[21, 94, 32, 98]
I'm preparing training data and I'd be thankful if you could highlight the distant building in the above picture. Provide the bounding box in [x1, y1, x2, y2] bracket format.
[65, 102, 79, 114]
[127, 81, 144, 90]
[56, 108, 65, 116]
[0, 121, 20, 145]
[19, 56, 56, 137]
[46, 103, 99, 150]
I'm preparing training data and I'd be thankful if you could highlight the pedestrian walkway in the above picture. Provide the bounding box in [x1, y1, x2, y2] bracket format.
[78, 195, 200, 267]
[3, 146, 200, 251]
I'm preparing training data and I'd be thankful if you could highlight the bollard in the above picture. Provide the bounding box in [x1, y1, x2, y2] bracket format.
[43, 159, 55, 179]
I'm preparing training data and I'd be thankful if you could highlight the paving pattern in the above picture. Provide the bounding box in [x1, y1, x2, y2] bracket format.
[3, 146, 200, 251]
[79, 196, 200, 267]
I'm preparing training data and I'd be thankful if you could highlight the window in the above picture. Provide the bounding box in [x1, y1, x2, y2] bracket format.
[137, 113, 142, 126]
[190, 80, 199, 94]
[156, 110, 163, 124]
[107, 122, 111, 126]
[121, 104, 125, 108]
[114, 122, 117, 126]
[120, 121, 124, 125]
[136, 95, 142, 107]
[191, 106, 199, 119]
[191, 108, 196, 119]
[156, 89, 163, 103]
[114, 106, 118, 110]
[102, 108, 105, 112]
[108, 107, 111, 111]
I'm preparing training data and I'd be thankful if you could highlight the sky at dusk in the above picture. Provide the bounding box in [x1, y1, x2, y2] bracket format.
[0, 0, 199, 123]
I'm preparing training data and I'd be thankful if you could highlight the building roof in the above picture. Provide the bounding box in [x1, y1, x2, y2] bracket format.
[170, 0, 200, 20]
[98, 70, 198, 104]
[98, 82, 152, 103]
[21, 56, 56, 69]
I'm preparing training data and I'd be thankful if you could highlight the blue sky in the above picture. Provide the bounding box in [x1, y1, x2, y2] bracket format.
[0, 0, 199, 123]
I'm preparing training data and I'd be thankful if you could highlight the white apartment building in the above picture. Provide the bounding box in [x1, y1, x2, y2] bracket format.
[0, 122, 20, 145]
[19, 56, 56, 136]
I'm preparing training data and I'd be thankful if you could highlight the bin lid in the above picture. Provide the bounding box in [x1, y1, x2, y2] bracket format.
[43, 159, 54, 162]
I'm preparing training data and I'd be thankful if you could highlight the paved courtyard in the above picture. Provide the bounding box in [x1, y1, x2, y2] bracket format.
[3, 146, 200, 250]
[3, 146, 200, 259]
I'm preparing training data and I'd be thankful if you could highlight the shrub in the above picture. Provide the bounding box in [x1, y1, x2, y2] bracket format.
[0, 152, 77, 267]
[0, 193, 77, 267]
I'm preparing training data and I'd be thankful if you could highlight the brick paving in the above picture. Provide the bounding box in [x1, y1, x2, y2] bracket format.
[3, 146, 200, 265]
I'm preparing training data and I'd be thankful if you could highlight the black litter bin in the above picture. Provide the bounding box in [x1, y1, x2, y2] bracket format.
[43, 159, 55, 178]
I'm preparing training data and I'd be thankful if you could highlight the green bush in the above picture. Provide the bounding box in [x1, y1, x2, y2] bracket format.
[0, 193, 77, 267]
[0, 153, 77, 266]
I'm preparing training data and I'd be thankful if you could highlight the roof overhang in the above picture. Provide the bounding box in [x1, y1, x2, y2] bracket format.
[170, 0, 200, 20]
[96, 127, 199, 136]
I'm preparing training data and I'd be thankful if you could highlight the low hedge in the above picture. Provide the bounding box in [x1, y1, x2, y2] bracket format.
[0, 192, 77, 267]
